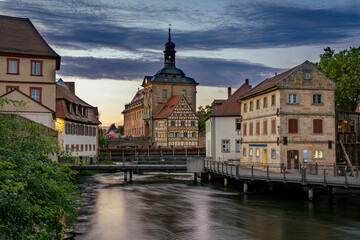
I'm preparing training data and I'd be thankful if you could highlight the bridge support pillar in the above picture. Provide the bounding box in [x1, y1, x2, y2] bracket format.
[208, 173, 212, 182]
[244, 182, 248, 194]
[124, 171, 128, 182]
[194, 173, 197, 182]
[308, 187, 314, 201]
[224, 178, 228, 188]
[129, 171, 132, 182]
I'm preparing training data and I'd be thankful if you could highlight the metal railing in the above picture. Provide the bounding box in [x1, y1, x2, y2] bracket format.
[204, 159, 360, 188]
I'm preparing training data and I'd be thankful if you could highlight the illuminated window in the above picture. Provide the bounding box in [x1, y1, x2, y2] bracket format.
[314, 151, 323, 159]
[249, 148, 253, 157]
[271, 149, 276, 159]
[256, 148, 260, 157]
[243, 148, 246, 156]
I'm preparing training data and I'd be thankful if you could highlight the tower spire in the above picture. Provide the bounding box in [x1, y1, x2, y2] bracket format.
[168, 24, 171, 41]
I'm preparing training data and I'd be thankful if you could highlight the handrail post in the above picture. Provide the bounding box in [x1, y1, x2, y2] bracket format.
[283, 164, 286, 183]
[267, 165, 270, 182]
[251, 164, 254, 181]
[323, 165, 327, 186]
[345, 166, 348, 188]
[357, 167, 359, 178]
[236, 165, 239, 180]
[231, 165, 233, 178]
[303, 165, 307, 185]
[315, 163, 318, 175]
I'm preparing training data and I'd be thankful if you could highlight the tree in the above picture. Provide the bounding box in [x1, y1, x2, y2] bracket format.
[0, 110, 80, 239]
[314, 46, 360, 111]
[98, 128, 108, 149]
[116, 125, 124, 135]
[197, 105, 212, 132]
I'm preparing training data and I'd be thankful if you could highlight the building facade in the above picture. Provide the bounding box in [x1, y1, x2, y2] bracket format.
[206, 79, 252, 161]
[55, 80, 101, 161]
[239, 61, 337, 169]
[0, 15, 60, 129]
[122, 89, 145, 137]
[154, 95, 198, 147]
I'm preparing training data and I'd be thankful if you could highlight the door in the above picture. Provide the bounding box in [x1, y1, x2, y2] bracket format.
[287, 150, 299, 169]
[263, 149, 267, 167]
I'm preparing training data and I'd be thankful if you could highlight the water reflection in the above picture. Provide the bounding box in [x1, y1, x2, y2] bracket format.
[68, 173, 360, 240]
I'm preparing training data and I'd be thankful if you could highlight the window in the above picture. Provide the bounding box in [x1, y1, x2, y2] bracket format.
[75, 105, 79, 115]
[344, 120, 349, 132]
[31, 60, 42, 76]
[249, 122, 253, 136]
[81, 145, 84, 151]
[236, 140, 241, 152]
[170, 132, 174, 137]
[222, 140, 230, 153]
[183, 132, 188, 137]
[271, 95, 276, 105]
[313, 150, 323, 159]
[288, 94, 298, 104]
[313, 94, 322, 104]
[68, 103, 72, 114]
[249, 148, 253, 157]
[93, 127, 97, 136]
[256, 148, 260, 157]
[263, 120, 268, 135]
[85, 145, 88, 151]
[171, 121, 175, 127]
[175, 132, 179, 137]
[243, 123, 247, 136]
[181, 121, 185, 126]
[30, 87, 41, 102]
[71, 145, 74, 151]
[7, 59, 19, 74]
[263, 97, 267, 108]
[162, 89, 167, 98]
[244, 103, 247, 112]
[313, 119, 323, 133]
[6, 86, 19, 92]
[76, 144, 79, 152]
[93, 144, 95, 151]
[89, 145, 92, 151]
[85, 108, 88, 117]
[236, 119, 241, 131]
[350, 120, 355, 132]
[256, 121, 260, 135]
[65, 144, 69, 151]
[337, 120, 343, 132]
[182, 90, 187, 97]
[256, 99, 260, 109]
[271, 119, 276, 134]
[304, 72, 311, 79]
[243, 148, 246, 156]
[288, 119, 298, 133]
[191, 121, 195, 127]
[250, 101, 253, 111]
[81, 107, 84, 116]
[271, 149, 276, 159]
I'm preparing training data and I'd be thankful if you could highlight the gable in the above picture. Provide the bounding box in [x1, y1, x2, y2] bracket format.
[276, 61, 337, 90]
[0, 90, 52, 113]
[168, 96, 198, 119]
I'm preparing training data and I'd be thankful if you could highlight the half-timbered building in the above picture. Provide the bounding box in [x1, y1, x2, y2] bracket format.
[154, 95, 198, 147]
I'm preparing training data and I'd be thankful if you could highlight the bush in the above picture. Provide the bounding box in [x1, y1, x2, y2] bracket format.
[0, 113, 80, 239]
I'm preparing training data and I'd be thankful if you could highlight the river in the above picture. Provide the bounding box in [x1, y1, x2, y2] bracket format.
[66, 172, 360, 240]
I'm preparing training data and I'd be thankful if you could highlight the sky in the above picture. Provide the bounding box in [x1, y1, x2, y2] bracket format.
[1, 0, 359, 126]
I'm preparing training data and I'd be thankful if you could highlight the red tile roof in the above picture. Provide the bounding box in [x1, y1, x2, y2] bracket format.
[0, 15, 61, 69]
[239, 64, 300, 100]
[56, 83, 101, 125]
[154, 95, 183, 119]
[210, 81, 252, 117]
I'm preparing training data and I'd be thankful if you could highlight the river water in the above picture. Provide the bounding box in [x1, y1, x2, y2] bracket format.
[67, 172, 360, 240]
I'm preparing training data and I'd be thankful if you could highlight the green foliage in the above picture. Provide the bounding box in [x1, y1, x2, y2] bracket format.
[98, 128, 109, 149]
[197, 105, 212, 132]
[116, 125, 124, 135]
[0, 114, 80, 240]
[314, 46, 360, 111]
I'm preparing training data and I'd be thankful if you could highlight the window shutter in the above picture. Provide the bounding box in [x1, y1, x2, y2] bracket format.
[263, 120, 267, 134]
[289, 119, 298, 133]
[256, 122, 260, 135]
[294, 119, 298, 133]
[243, 123, 247, 136]
[313, 119, 322, 133]
[271, 119, 276, 134]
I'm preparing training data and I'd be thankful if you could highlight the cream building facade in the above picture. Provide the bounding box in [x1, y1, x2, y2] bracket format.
[239, 61, 337, 169]
[0, 15, 60, 129]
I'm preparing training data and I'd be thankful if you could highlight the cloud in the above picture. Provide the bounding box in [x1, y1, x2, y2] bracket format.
[58, 56, 282, 88]
[1, 0, 359, 53]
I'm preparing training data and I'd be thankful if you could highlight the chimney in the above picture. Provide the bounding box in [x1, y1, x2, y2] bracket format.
[64, 82, 75, 95]
[228, 87, 232, 98]
[245, 78, 249, 85]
